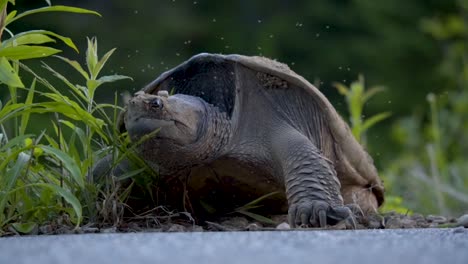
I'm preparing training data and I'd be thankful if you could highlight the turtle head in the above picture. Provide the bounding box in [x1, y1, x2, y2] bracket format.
[125, 90, 206, 146]
[124, 90, 230, 172]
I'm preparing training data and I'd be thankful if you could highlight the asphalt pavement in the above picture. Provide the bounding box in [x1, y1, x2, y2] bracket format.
[1, 228, 467, 264]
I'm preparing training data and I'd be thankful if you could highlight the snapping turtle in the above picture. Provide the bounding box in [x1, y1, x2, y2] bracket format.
[99, 53, 384, 228]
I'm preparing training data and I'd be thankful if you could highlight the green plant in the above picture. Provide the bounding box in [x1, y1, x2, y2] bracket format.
[0, 1, 141, 235]
[232, 192, 280, 225]
[385, 0, 468, 216]
[333, 75, 391, 145]
[334, 76, 414, 214]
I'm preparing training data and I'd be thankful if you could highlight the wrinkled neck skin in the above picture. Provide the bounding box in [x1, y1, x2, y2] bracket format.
[138, 102, 231, 175]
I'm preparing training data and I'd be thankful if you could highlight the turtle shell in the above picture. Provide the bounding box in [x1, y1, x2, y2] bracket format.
[124, 53, 384, 206]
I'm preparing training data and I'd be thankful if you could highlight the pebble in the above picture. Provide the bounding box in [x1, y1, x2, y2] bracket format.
[367, 220, 383, 229]
[367, 214, 385, 229]
[246, 223, 262, 231]
[191, 225, 204, 232]
[452, 226, 467, 233]
[456, 214, 468, 228]
[166, 224, 186, 232]
[386, 217, 416, 229]
[221, 217, 249, 228]
[329, 221, 347, 230]
[101, 227, 117, 233]
[39, 225, 54, 234]
[426, 215, 447, 224]
[79, 227, 99, 233]
[276, 222, 290, 230]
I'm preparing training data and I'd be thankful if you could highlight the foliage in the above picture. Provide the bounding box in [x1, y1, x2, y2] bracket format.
[385, 0, 468, 216]
[334, 75, 412, 214]
[0, 1, 137, 234]
[1, 0, 466, 234]
[232, 191, 280, 225]
[333, 75, 391, 145]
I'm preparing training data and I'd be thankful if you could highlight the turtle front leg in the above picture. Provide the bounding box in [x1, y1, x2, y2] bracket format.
[271, 129, 356, 228]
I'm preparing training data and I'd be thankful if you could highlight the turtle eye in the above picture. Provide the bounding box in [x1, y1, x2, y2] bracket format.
[150, 98, 163, 109]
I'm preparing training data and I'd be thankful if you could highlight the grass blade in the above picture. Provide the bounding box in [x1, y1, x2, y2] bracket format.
[1, 33, 55, 48]
[0, 57, 24, 87]
[54, 55, 89, 79]
[2, 30, 79, 52]
[6, 5, 101, 26]
[236, 211, 276, 225]
[35, 183, 82, 226]
[40, 145, 84, 188]
[235, 191, 280, 211]
[362, 112, 392, 132]
[19, 78, 36, 135]
[0, 152, 30, 224]
[0, 134, 34, 152]
[93, 48, 116, 78]
[0, 45, 61, 60]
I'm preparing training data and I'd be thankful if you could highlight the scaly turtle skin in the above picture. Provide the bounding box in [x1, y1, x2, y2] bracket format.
[99, 53, 384, 228]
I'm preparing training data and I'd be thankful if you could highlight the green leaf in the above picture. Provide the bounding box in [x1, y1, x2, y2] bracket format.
[0, 45, 61, 60]
[59, 120, 87, 153]
[19, 78, 36, 135]
[87, 75, 132, 95]
[0, 1, 8, 14]
[43, 134, 59, 150]
[34, 98, 107, 138]
[116, 168, 146, 181]
[93, 103, 125, 113]
[11, 222, 37, 234]
[350, 81, 364, 99]
[93, 48, 116, 78]
[35, 183, 82, 226]
[362, 112, 392, 132]
[0, 102, 31, 125]
[86, 37, 98, 78]
[40, 145, 84, 188]
[2, 152, 30, 189]
[2, 30, 79, 52]
[333, 82, 349, 96]
[362, 86, 386, 104]
[5, 10, 17, 23]
[0, 57, 24, 87]
[5, 5, 101, 26]
[36, 30, 78, 52]
[0, 134, 34, 152]
[234, 191, 280, 212]
[41, 62, 89, 103]
[54, 55, 89, 80]
[97, 74, 132, 84]
[2, 33, 55, 48]
[236, 211, 276, 225]
[0, 152, 30, 218]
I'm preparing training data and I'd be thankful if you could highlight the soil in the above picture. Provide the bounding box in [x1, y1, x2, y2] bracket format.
[2, 211, 467, 236]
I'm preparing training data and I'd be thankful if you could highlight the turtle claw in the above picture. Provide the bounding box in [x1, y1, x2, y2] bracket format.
[344, 215, 357, 229]
[346, 203, 364, 218]
[288, 200, 357, 229]
[318, 209, 327, 227]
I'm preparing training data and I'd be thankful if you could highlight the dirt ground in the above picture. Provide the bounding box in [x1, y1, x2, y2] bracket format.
[3, 211, 467, 236]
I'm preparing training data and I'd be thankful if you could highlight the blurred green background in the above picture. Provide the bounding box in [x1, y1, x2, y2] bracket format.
[7, 0, 468, 215]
